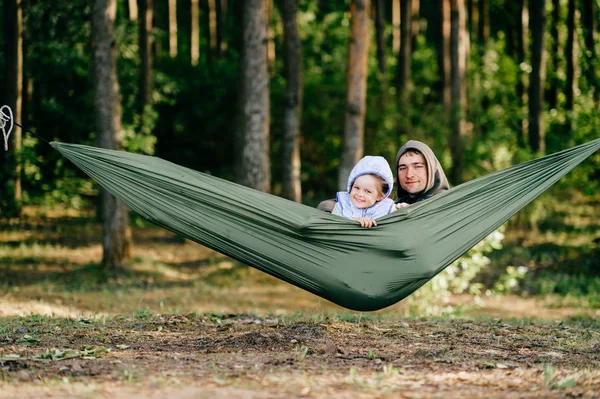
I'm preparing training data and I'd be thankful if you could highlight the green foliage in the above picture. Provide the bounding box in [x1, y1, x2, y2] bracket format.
[521, 273, 600, 309]
[403, 228, 505, 316]
[493, 266, 529, 294]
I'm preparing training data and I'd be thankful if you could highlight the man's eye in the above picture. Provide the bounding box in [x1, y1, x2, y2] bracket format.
[398, 166, 407, 171]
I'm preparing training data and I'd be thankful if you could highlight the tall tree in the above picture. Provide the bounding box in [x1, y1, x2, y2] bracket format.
[581, 0, 597, 101]
[565, 0, 576, 115]
[396, 0, 413, 96]
[547, 0, 560, 110]
[392, 0, 400, 55]
[138, 0, 153, 115]
[208, 0, 218, 53]
[1, 0, 23, 217]
[169, 0, 177, 58]
[438, 0, 451, 112]
[478, 0, 489, 45]
[280, 0, 303, 202]
[191, 0, 200, 65]
[513, 0, 528, 147]
[468, 0, 479, 38]
[411, 0, 420, 49]
[235, 0, 270, 192]
[373, 0, 387, 76]
[528, 0, 546, 153]
[449, 0, 469, 183]
[91, 0, 133, 270]
[339, 0, 371, 190]
[127, 0, 138, 21]
[215, 0, 227, 57]
[266, 0, 275, 69]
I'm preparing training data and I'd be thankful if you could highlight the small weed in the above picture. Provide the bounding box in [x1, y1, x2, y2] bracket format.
[16, 334, 40, 345]
[553, 378, 578, 389]
[75, 317, 95, 328]
[543, 363, 553, 388]
[345, 367, 359, 384]
[382, 364, 399, 376]
[34, 345, 108, 361]
[367, 350, 377, 360]
[122, 369, 139, 384]
[132, 307, 153, 320]
[298, 345, 309, 362]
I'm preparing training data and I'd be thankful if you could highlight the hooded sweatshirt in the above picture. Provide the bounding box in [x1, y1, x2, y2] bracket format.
[394, 140, 450, 204]
[332, 156, 395, 220]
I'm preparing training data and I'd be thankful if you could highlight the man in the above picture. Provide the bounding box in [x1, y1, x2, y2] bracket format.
[394, 140, 449, 205]
[317, 140, 449, 212]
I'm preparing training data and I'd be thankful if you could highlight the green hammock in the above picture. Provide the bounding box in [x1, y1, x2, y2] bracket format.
[51, 138, 600, 311]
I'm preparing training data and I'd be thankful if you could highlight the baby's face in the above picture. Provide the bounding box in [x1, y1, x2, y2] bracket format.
[350, 175, 383, 209]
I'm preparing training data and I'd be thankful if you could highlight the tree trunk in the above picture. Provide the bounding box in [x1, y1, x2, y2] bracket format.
[338, 0, 371, 190]
[506, 0, 514, 56]
[565, 0, 575, 114]
[138, 0, 153, 110]
[215, 0, 227, 56]
[396, 0, 412, 96]
[528, 0, 546, 153]
[21, 0, 30, 136]
[478, 0, 488, 45]
[468, 0, 479, 39]
[1, 0, 23, 217]
[191, 0, 200, 65]
[516, 0, 527, 148]
[581, 0, 597, 101]
[411, 0, 420, 49]
[235, 0, 270, 192]
[547, 0, 560, 109]
[374, 0, 387, 76]
[449, 0, 468, 184]
[169, 0, 177, 58]
[92, 0, 133, 270]
[128, 0, 138, 21]
[440, 0, 451, 113]
[280, 0, 303, 202]
[208, 0, 217, 53]
[266, 0, 275, 69]
[392, 0, 400, 54]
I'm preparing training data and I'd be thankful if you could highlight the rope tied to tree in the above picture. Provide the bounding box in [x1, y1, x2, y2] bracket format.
[1, 105, 13, 151]
[0, 105, 50, 150]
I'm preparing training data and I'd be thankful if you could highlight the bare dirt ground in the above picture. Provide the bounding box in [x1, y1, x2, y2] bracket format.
[1, 208, 600, 398]
[1, 313, 600, 399]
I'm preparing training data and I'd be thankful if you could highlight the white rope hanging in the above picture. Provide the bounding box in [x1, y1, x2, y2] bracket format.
[0, 105, 14, 151]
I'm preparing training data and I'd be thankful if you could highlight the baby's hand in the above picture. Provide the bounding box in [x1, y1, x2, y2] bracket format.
[394, 202, 409, 211]
[352, 217, 377, 228]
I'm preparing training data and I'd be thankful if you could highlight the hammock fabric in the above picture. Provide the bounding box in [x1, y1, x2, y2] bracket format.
[51, 138, 600, 311]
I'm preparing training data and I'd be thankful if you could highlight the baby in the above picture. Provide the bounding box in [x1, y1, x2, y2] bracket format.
[332, 156, 395, 228]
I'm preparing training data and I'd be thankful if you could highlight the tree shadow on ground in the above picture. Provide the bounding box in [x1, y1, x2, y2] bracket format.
[0, 255, 258, 293]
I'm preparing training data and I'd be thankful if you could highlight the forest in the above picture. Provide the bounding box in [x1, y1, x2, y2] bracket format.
[1, 1, 600, 397]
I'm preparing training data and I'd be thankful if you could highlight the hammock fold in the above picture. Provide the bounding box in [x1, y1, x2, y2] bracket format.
[51, 138, 600, 311]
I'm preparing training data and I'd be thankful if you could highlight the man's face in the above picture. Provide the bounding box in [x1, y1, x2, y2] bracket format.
[397, 152, 428, 197]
